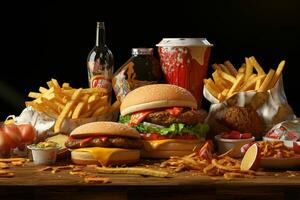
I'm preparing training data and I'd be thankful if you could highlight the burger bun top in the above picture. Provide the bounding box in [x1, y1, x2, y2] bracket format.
[70, 122, 140, 139]
[120, 84, 197, 116]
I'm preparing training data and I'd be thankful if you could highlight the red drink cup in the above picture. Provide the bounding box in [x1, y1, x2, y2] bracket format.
[156, 38, 213, 107]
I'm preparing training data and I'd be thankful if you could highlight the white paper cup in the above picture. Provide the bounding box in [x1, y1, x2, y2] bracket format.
[27, 145, 60, 165]
[215, 135, 255, 158]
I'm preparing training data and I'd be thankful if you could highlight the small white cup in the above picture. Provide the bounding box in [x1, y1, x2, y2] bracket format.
[215, 135, 255, 158]
[27, 145, 60, 165]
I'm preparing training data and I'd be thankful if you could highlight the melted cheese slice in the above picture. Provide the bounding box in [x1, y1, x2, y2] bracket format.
[73, 147, 129, 166]
[143, 139, 203, 152]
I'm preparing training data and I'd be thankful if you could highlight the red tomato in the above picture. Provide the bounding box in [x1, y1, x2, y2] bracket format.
[229, 130, 242, 139]
[3, 124, 22, 148]
[241, 133, 253, 139]
[129, 110, 153, 126]
[17, 124, 36, 143]
[221, 132, 231, 139]
[0, 130, 13, 150]
[140, 133, 197, 140]
[166, 107, 183, 117]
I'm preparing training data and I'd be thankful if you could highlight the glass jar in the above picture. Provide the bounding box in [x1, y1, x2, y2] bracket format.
[112, 48, 162, 102]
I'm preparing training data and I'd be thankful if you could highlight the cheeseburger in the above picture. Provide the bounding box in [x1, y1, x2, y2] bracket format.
[119, 84, 209, 158]
[65, 122, 143, 166]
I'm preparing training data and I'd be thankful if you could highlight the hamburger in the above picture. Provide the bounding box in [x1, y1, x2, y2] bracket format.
[119, 84, 209, 158]
[65, 122, 143, 166]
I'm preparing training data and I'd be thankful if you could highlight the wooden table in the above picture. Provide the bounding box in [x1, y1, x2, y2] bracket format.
[1, 162, 300, 200]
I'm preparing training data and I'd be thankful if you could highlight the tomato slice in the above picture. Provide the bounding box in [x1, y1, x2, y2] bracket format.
[166, 107, 183, 117]
[140, 133, 197, 140]
[79, 137, 93, 147]
[129, 110, 153, 126]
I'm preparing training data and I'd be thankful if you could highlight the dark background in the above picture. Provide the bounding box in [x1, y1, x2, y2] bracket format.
[1, 0, 300, 120]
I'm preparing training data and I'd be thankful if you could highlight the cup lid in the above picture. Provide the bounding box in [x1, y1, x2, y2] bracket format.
[132, 48, 153, 55]
[156, 38, 213, 47]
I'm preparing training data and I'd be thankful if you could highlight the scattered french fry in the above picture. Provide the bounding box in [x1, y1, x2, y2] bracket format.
[96, 167, 170, 178]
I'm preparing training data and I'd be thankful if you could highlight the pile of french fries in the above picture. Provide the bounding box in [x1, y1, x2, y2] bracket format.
[204, 56, 286, 102]
[258, 141, 296, 158]
[26, 79, 121, 133]
[160, 142, 266, 180]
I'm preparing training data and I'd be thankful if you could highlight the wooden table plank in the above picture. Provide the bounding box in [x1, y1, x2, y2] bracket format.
[1, 162, 300, 200]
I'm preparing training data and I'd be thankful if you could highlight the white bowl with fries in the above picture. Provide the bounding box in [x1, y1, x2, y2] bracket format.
[215, 135, 255, 158]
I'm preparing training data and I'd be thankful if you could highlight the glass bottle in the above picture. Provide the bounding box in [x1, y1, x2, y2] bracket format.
[112, 48, 162, 102]
[87, 22, 114, 102]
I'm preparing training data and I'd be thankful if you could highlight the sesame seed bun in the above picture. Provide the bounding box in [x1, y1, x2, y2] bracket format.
[70, 122, 140, 139]
[120, 84, 197, 116]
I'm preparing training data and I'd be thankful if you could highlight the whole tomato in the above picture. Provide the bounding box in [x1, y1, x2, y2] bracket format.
[18, 124, 36, 143]
[0, 130, 12, 157]
[3, 124, 22, 148]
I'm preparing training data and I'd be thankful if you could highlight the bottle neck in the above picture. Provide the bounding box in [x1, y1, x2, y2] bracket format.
[96, 22, 106, 47]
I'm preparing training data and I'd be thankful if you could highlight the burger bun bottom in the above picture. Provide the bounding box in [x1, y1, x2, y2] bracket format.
[71, 149, 140, 166]
[141, 139, 204, 158]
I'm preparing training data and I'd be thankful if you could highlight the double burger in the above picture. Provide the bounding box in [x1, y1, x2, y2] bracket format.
[65, 122, 143, 166]
[119, 84, 209, 158]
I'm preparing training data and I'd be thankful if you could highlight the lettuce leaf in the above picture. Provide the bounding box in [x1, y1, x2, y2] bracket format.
[119, 114, 209, 139]
[119, 115, 131, 124]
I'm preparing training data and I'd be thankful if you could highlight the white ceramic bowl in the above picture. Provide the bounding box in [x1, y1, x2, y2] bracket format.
[215, 135, 255, 158]
[27, 144, 61, 165]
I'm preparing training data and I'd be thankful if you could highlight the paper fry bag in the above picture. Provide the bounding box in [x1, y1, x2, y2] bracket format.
[204, 76, 296, 137]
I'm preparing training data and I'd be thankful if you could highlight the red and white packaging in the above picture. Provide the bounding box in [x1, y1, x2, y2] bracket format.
[156, 38, 213, 107]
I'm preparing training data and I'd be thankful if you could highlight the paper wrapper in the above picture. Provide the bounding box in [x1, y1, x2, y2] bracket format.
[204, 76, 296, 136]
[266, 118, 300, 141]
[10, 107, 118, 141]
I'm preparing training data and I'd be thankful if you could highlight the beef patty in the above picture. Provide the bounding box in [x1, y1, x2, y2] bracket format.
[65, 137, 143, 149]
[145, 109, 207, 126]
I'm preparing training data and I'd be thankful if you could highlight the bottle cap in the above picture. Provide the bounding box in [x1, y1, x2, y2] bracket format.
[97, 22, 105, 29]
[131, 48, 153, 55]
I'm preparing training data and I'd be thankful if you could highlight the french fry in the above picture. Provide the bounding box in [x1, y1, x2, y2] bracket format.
[72, 101, 86, 119]
[258, 69, 275, 92]
[217, 69, 236, 83]
[39, 87, 48, 94]
[96, 167, 170, 178]
[204, 79, 220, 99]
[245, 57, 253, 81]
[269, 60, 285, 89]
[212, 63, 222, 71]
[84, 176, 110, 184]
[28, 92, 41, 99]
[47, 80, 54, 89]
[212, 71, 226, 91]
[249, 56, 265, 75]
[54, 88, 83, 133]
[224, 61, 238, 76]
[240, 74, 266, 91]
[62, 82, 72, 89]
[92, 106, 107, 117]
[28, 79, 119, 129]
[108, 100, 121, 113]
[51, 78, 61, 92]
[218, 64, 231, 75]
[226, 73, 244, 98]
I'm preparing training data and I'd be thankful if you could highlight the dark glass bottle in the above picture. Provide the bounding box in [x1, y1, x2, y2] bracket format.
[112, 48, 162, 102]
[87, 22, 114, 101]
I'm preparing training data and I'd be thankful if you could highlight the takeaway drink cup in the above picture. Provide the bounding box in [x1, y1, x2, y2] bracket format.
[156, 38, 213, 107]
